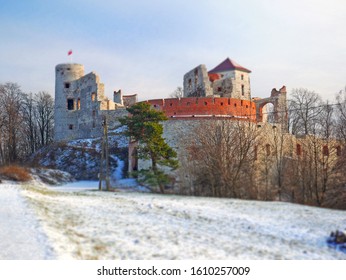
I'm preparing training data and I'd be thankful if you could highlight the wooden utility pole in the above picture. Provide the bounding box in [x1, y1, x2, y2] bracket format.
[98, 115, 111, 191]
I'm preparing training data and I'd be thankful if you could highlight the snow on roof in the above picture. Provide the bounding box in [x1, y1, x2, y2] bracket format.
[209, 57, 251, 73]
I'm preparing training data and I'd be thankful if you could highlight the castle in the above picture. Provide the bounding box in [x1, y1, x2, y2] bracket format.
[144, 57, 287, 125]
[53, 60, 344, 205]
[54, 58, 287, 142]
[54, 63, 136, 141]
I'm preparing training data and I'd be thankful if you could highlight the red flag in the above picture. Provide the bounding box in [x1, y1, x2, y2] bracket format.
[68, 50, 72, 56]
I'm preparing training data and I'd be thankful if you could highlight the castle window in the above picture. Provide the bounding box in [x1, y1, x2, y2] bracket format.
[241, 100, 243, 106]
[91, 92, 96, 101]
[194, 69, 198, 85]
[246, 105, 248, 108]
[241, 74, 244, 80]
[220, 102, 224, 106]
[68, 124, 73, 130]
[65, 82, 70, 89]
[296, 144, 302, 156]
[234, 103, 237, 107]
[241, 85, 245, 96]
[217, 87, 222, 92]
[204, 102, 208, 106]
[170, 103, 173, 107]
[322, 145, 329, 156]
[266, 144, 271, 156]
[336, 146, 341, 156]
[77, 98, 81, 110]
[254, 145, 258, 160]
[188, 79, 192, 90]
[67, 99, 74, 110]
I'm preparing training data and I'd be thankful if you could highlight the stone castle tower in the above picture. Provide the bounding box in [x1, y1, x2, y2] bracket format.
[54, 63, 135, 142]
[183, 58, 251, 100]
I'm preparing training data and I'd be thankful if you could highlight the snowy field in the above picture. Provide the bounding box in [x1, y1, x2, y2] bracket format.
[0, 183, 55, 259]
[1, 180, 346, 260]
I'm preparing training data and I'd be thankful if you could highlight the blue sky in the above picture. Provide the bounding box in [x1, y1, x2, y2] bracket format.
[0, 0, 345, 100]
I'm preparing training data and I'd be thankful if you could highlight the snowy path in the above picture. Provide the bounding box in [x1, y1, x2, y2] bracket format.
[21, 182, 346, 260]
[0, 184, 55, 260]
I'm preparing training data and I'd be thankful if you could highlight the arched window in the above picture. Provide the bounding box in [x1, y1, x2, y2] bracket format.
[322, 145, 329, 156]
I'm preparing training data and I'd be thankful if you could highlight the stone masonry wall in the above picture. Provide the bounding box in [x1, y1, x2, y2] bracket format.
[54, 63, 127, 142]
[183, 65, 213, 97]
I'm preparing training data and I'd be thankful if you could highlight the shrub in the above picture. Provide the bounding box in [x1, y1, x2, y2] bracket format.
[0, 165, 32, 182]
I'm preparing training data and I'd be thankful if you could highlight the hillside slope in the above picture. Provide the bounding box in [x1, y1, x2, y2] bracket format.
[28, 129, 128, 180]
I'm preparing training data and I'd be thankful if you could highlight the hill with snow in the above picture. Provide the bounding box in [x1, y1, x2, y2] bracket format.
[28, 128, 128, 180]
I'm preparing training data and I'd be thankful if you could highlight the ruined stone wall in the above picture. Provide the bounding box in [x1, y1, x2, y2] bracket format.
[183, 65, 213, 97]
[254, 86, 288, 130]
[54, 63, 128, 142]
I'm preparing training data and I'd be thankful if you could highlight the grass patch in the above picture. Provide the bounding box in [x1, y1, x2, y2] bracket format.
[0, 165, 32, 182]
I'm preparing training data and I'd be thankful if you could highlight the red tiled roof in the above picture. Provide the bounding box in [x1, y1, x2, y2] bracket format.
[208, 73, 221, 82]
[208, 57, 251, 73]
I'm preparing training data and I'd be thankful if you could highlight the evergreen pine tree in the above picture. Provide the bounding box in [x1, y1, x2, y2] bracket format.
[120, 102, 178, 193]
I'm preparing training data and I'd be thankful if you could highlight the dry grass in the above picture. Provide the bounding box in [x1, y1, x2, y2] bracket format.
[0, 165, 32, 182]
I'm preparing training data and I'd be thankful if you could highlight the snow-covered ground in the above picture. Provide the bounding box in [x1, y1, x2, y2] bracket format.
[2, 180, 343, 260]
[0, 183, 55, 260]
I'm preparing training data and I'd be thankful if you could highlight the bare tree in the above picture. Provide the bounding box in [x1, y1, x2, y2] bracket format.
[0, 83, 54, 165]
[289, 88, 323, 135]
[35, 91, 54, 146]
[22, 93, 39, 154]
[180, 120, 259, 198]
[169, 87, 183, 98]
[335, 86, 346, 142]
[0, 83, 25, 163]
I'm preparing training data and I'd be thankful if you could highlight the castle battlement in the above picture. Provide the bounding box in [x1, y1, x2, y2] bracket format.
[145, 97, 257, 120]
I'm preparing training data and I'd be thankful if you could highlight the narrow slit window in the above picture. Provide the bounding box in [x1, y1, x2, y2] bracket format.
[266, 144, 271, 156]
[296, 144, 302, 156]
[67, 99, 74, 110]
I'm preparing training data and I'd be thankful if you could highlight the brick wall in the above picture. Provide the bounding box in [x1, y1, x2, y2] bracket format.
[145, 97, 257, 120]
